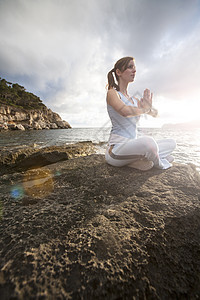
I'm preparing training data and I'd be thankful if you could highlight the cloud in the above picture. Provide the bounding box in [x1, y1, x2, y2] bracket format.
[0, 0, 200, 126]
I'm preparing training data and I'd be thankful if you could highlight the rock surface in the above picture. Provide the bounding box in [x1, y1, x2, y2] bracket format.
[0, 142, 96, 175]
[0, 155, 200, 299]
[0, 105, 71, 130]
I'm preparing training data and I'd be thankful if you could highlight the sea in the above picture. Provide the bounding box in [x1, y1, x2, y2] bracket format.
[0, 127, 200, 172]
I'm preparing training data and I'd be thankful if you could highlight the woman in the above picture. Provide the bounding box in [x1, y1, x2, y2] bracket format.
[105, 56, 176, 171]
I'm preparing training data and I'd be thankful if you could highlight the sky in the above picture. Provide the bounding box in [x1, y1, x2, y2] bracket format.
[0, 0, 200, 128]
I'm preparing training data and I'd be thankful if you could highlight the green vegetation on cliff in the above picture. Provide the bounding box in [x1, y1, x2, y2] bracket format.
[0, 77, 46, 110]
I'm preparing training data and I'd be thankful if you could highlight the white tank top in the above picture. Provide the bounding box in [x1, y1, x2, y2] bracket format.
[107, 91, 140, 145]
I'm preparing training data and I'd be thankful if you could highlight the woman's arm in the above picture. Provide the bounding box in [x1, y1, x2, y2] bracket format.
[107, 88, 151, 117]
[147, 107, 158, 118]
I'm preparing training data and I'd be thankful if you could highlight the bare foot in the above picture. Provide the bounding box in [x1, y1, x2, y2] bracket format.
[128, 159, 154, 171]
[166, 155, 174, 163]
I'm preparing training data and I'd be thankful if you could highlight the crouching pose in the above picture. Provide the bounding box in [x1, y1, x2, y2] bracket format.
[105, 56, 176, 171]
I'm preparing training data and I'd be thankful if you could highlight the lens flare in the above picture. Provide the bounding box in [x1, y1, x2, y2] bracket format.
[22, 167, 54, 198]
[54, 171, 62, 177]
[10, 185, 24, 199]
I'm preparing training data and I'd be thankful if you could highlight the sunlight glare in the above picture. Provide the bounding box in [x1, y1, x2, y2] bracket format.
[23, 168, 54, 199]
[156, 97, 200, 125]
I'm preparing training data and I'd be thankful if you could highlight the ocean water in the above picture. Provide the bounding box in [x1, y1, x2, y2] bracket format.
[0, 127, 200, 171]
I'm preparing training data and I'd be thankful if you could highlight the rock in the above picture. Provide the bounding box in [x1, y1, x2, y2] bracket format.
[62, 120, 71, 128]
[50, 123, 58, 129]
[0, 105, 71, 130]
[36, 120, 47, 129]
[7, 123, 17, 130]
[15, 124, 25, 131]
[31, 121, 42, 130]
[0, 142, 97, 175]
[0, 156, 200, 299]
[56, 120, 70, 129]
[6, 123, 26, 130]
[15, 150, 69, 169]
[0, 123, 8, 130]
[23, 124, 32, 130]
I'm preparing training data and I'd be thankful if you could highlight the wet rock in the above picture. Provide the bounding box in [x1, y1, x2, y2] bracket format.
[0, 156, 200, 299]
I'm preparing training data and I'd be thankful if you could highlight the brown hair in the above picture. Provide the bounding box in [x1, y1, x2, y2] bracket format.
[107, 56, 135, 90]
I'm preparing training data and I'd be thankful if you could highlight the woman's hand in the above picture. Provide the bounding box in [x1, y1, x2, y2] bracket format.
[148, 107, 158, 118]
[136, 89, 152, 113]
[141, 89, 153, 112]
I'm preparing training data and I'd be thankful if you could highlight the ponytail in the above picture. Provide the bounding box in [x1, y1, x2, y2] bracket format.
[107, 56, 134, 90]
[107, 68, 119, 90]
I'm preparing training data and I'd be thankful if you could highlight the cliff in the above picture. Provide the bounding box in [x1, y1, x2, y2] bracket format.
[0, 151, 200, 299]
[0, 78, 71, 130]
[0, 105, 71, 130]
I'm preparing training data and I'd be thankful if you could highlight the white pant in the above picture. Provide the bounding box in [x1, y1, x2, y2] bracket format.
[105, 136, 176, 169]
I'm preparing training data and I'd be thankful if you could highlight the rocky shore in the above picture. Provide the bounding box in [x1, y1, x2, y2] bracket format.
[0, 142, 96, 176]
[0, 105, 71, 130]
[0, 147, 200, 299]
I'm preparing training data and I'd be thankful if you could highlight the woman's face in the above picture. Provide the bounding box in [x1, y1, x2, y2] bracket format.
[118, 60, 136, 83]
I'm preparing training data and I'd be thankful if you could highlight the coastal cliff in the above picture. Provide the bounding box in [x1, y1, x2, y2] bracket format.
[0, 105, 71, 130]
[0, 150, 200, 299]
[0, 78, 71, 130]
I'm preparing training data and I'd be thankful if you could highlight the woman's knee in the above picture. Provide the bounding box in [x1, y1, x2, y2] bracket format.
[139, 136, 158, 153]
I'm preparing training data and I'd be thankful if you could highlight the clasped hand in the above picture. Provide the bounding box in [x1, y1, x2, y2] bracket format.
[134, 89, 158, 117]
[139, 88, 153, 112]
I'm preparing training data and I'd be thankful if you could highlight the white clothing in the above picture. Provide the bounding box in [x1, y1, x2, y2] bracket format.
[106, 91, 176, 169]
[105, 136, 176, 169]
[107, 91, 139, 143]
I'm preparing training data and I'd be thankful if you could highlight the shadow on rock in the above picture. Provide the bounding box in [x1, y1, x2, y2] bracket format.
[0, 154, 200, 299]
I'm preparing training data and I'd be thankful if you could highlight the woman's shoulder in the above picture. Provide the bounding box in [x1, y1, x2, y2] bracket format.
[106, 88, 123, 107]
[106, 88, 120, 104]
[107, 88, 120, 98]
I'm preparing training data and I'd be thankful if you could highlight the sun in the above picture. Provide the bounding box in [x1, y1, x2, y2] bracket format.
[154, 96, 200, 126]
[173, 99, 200, 123]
